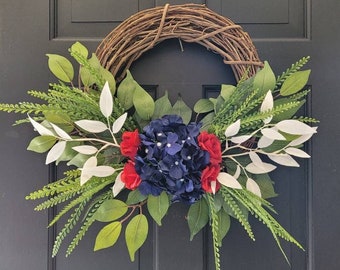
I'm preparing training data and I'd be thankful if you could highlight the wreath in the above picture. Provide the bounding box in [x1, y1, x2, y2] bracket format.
[0, 4, 317, 270]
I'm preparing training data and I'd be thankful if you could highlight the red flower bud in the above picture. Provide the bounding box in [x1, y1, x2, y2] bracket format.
[201, 164, 220, 193]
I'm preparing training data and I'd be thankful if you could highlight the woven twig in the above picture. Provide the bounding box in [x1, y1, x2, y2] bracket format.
[96, 3, 262, 82]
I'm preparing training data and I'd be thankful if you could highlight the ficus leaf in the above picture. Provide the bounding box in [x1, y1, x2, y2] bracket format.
[46, 54, 74, 82]
[46, 141, 66, 164]
[253, 61, 276, 96]
[187, 199, 209, 241]
[117, 70, 136, 110]
[193, 99, 214, 114]
[27, 136, 57, 153]
[112, 113, 127, 134]
[147, 192, 169, 226]
[94, 222, 122, 251]
[153, 91, 173, 119]
[133, 84, 155, 120]
[280, 70, 311, 96]
[100, 81, 113, 118]
[172, 96, 192, 124]
[75, 120, 108, 133]
[125, 214, 148, 261]
[217, 172, 242, 189]
[72, 145, 98, 155]
[94, 199, 128, 222]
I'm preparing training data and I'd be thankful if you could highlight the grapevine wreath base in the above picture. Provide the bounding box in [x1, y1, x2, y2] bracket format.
[0, 3, 318, 270]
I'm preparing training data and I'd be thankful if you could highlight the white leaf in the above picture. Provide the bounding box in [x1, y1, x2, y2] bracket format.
[288, 129, 317, 146]
[100, 81, 113, 118]
[231, 134, 252, 144]
[28, 115, 54, 136]
[246, 178, 262, 197]
[217, 172, 242, 189]
[80, 156, 97, 185]
[233, 165, 241, 179]
[246, 162, 277, 174]
[112, 113, 128, 134]
[285, 147, 310, 158]
[72, 145, 98, 155]
[211, 180, 217, 194]
[112, 172, 125, 197]
[275, 120, 317, 135]
[268, 154, 300, 167]
[50, 123, 72, 140]
[248, 151, 263, 166]
[75, 120, 108, 133]
[45, 141, 66, 164]
[82, 166, 115, 178]
[261, 128, 286, 141]
[225, 119, 241, 138]
[257, 136, 274, 148]
[260, 90, 274, 124]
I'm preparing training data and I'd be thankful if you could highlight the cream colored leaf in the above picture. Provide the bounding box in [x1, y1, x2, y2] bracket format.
[261, 128, 286, 141]
[28, 115, 54, 136]
[246, 178, 262, 197]
[80, 156, 97, 185]
[233, 165, 241, 179]
[217, 172, 242, 189]
[45, 141, 66, 164]
[100, 81, 113, 118]
[112, 113, 128, 134]
[225, 119, 241, 138]
[211, 180, 217, 194]
[257, 136, 274, 148]
[245, 162, 277, 174]
[112, 172, 125, 197]
[260, 90, 274, 124]
[288, 128, 317, 146]
[249, 152, 263, 166]
[230, 134, 252, 144]
[285, 147, 310, 158]
[275, 120, 317, 135]
[50, 122, 72, 140]
[268, 154, 300, 167]
[75, 120, 108, 133]
[72, 145, 98, 155]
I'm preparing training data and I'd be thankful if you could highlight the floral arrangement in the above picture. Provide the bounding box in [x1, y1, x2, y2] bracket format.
[0, 42, 318, 270]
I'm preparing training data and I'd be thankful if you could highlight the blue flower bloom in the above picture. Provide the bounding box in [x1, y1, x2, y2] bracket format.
[135, 115, 209, 204]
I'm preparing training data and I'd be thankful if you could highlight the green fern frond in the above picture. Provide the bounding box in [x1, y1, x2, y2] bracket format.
[0, 102, 49, 114]
[26, 170, 80, 200]
[65, 190, 112, 257]
[293, 116, 319, 123]
[220, 188, 255, 240]
[207, 194, 221, 270]
[34, 189, 79, 211]
[52, 198, 90, 257]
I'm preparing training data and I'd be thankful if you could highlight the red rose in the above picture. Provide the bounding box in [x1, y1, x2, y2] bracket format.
[120, 129, 140, 160]
[121, 161, 141, 190]
[198, 131, 222, 165]
[201, 164, 220, 193]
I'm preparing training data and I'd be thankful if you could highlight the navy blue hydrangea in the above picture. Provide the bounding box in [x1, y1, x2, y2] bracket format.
[134, 115, 210, 204]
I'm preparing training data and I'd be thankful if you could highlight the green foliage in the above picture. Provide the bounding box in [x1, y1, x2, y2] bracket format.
[125, 214, 148, 261]
[94, 221, 122, 251]
[187, 198, 209, 240]
[147, 192, 169, 226]
[94, 199, 128, 222]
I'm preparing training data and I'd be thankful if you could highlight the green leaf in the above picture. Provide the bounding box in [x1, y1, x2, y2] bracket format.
[272, 98, 304, 122]
[117, 70, 136, 110]
[153, 91, 173, 119]
[125, 214, 148, 261]
[80, 54, 99, 87]
[254, 174, 278, 199]
[94, 199, 128, 222]
[67, 153, 89, 168]
[133, 84, 155, 120]
[253, 61, 276, 95]
[27, 135, 56, 153]
[194, 99, 214, 114]
[187, 199, 209, 240]
[214, 96, 225, 113]
[126, 189, 147, 205]
[99, 67, 116, 95]
[70, 42, 88, 60]
[44, 112, 73, 133]
[200, 112, 215, 131]
[46, 54, 74, 82]
[280, 70, 311, 96]
[216, 210, 230, 246]
[94, 221, 122, 251]
[220, 85, 236, 101]
[172, 95, 192, 124]
[147, 192, 169, 226]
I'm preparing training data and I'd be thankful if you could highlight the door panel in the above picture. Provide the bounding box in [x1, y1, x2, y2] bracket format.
[1, 0, 339, 269]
